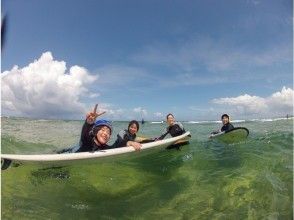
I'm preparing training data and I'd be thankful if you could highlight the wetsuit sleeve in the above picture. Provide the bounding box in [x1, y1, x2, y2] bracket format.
[177, 122, 191, 137]
[111, 130, 128, 148]
[77, 121, 94, 152]
[158, 127, 170, 140]
[228, 123, 234, 131]
[177, 122, 186, 133]
[221, 123, 234, 132]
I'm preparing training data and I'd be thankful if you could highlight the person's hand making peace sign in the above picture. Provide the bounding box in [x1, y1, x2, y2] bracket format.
[86, 104, 106, 124]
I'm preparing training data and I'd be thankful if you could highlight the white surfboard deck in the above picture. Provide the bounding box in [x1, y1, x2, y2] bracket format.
[209, 127, 249, 144]
[1, 132, 191, 162]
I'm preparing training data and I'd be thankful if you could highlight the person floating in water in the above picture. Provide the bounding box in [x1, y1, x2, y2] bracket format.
[78, 106, 143, 152]
[157, 113, 186, 140]
[155, 113, 190, 149]
[76, 104, 112, 152]
[210, 114, 235, 137]
[111, 120, 142, 150]
[220, 114, 234, 132]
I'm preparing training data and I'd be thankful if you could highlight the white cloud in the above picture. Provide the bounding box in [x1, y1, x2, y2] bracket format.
[269, 87, 293, 106]
[133, 107, 147, 116]
[154, 112, 163, 117]
[133, 36, 291, 73]
[105, 109, 125, 120]
[131, 36, 292, 88]
[94, 105, 150, 121]
[212, 87, 293, 117]
[212, 94, 267, 114]
[95, 103, 125, 119]
[89, 93, 100, 98]
[189, 106, 215, 112]
[267, 87, 293, 114]
[1, 52, 98, 119]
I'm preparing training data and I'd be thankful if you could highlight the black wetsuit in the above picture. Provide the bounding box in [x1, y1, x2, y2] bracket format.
[158, 122, 190, 149]
[158, 122, 186, 140]
[76, 121, 109, 152]
[221, 123, 234, 132]
[111, 129, 136, 148]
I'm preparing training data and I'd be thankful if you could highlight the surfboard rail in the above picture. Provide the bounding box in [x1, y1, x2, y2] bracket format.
[1, 131, 191, 162]
[209, 127, 249, 144]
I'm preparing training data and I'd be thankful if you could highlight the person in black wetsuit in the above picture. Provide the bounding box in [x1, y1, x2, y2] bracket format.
[77, 119, 112, 152]
[76, 105, 112, 152]
[156, 113, 189, 149]
[111, 120, 141, 150]
[157, 113, 186, 140]
[209, 114, 235, 137]
[220, 114, 234, 132]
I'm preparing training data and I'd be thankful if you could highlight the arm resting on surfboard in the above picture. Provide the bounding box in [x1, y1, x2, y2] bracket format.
[157, 131, 169, 140]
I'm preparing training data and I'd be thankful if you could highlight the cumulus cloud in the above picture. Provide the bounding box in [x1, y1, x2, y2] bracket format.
[267, 87, 293, 114]
[212, 87, 293, 117]
[1, 52, 98, 119]
[212, 94, 267, 114]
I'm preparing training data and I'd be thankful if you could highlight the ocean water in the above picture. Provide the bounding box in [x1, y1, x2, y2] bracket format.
[1, 117, 293, 219]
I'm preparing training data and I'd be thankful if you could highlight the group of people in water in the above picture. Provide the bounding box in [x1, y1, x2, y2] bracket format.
[75, 104, 235, 153]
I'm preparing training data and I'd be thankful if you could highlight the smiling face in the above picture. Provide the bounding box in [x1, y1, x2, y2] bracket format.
[96, 126, 111, 144]
[128, 123, 138, 135]
[222, 116, 229, 125]
[167, 114, 175, 126]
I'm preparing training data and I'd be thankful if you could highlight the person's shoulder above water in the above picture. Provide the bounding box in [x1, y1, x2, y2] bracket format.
[174, 121, 184, 129]
[220, 114, 234, 132]
[112, 120, 141, 150]
[111, 129, 129, 149]
[117, 129, 128, 139]
[158, 113, 185, 140]
[221, 122, 234, 132]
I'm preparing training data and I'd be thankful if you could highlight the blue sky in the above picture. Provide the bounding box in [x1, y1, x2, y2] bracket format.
[1, 0, 293, 121]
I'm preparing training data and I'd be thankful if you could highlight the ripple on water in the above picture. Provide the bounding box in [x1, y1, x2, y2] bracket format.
[1, 118, 293, 219]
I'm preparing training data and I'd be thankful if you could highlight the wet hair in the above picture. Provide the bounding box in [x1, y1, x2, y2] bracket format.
[166, 113, 174, 120]
[128, 120, 139, 131]
[221, 114, 230, 119]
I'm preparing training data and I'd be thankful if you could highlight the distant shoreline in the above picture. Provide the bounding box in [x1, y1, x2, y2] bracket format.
[1, 116, 293, 123]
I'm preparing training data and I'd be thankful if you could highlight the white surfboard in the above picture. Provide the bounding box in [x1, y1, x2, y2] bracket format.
[1, 132, 191, 163]
[209, 127, 249, 144]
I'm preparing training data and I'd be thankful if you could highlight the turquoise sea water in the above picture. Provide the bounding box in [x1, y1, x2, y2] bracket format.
[1, 117, 293, 219]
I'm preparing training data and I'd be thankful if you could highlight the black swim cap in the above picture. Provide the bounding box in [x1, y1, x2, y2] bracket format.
[89, 120, 112, 139]
[221, 114, 230, 119]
